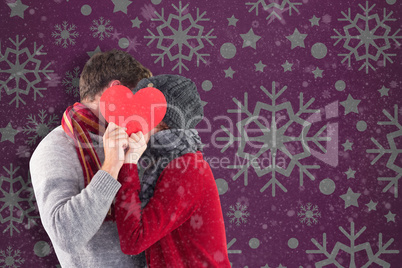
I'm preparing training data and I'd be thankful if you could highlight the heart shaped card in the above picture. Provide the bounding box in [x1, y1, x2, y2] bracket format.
[100, 85, 167, 135]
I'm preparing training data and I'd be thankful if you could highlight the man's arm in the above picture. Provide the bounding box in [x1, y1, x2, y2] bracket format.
[30, 122, 128, 254]
[115, 155, 205, 255]
[30, 141, 121, 254]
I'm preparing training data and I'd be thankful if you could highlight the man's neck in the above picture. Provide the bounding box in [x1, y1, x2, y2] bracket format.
[81, 99, 107, 126]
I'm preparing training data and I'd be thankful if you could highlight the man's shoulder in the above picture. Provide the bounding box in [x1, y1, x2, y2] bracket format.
[31, 126, 75, 161]
[38, 125, 74, 147]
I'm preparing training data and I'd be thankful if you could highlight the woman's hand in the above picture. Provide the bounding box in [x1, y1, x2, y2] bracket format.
[124, 131, 147, 164]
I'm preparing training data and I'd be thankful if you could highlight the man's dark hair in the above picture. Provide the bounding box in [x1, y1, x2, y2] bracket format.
[79, 49, 152, 101]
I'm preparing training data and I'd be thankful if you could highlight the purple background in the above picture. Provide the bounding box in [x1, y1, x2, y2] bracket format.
[1, 0, 401, 267]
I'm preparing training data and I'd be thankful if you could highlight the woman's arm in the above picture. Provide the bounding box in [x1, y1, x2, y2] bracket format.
[115, 154, 205, 255]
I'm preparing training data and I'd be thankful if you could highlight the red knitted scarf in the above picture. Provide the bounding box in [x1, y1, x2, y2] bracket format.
[61, 102, 114, 221]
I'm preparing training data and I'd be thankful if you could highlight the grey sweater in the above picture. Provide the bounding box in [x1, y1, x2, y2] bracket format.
[30, 126, 145, 268]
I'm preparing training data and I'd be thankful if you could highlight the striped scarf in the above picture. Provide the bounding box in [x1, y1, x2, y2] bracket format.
[61, 102, 114, 221]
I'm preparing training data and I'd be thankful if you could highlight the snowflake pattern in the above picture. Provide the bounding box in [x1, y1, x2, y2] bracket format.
[246, 0, 302, 23]
[0, 246, 25, 268]
[226, 202, 250, 226]
[90, 17, 113, 41]
[389, 81, 398, 88]
[52, 21, 79, 48]
[216, 81, 330, 197]
[322, 89, 331, 99]
[125, 36, 141, 53]
[306, 221, 400, 267]
[21, 110, 59, 146]
[298, 203, 321, 226]
[145, 2, 216, 73]
[367, 105, 402, 198]
[62, 66, 80, 98]
[0, 164, 38, 236]
[331, 1, 402, 73]
[0, 36, 53, 108]
[227, 238, 242, 267]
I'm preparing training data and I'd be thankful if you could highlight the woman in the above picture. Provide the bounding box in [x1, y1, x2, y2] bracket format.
[115, 74, 231, 267]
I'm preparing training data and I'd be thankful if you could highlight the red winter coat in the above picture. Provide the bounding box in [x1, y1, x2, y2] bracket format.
[115, 151, 231, 268]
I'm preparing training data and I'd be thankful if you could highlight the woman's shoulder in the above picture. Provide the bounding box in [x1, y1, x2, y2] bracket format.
[165, 151, 207, 171]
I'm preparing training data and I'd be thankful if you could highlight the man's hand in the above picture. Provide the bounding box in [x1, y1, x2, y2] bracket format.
[124, 131, 147, 164]
[101, 122, 129, 179]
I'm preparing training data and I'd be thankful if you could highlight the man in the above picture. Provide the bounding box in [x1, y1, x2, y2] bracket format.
[114, 75, 231, 267]
[29, 49, 151, 267]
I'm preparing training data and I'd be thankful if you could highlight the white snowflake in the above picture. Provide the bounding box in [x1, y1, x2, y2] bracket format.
[246, 0, 302, 22]
[367, 105, 402, 198]
[226, 202, 250, 226]
[52, 21, 79, 48]
[22, 109, 59, 146]
[306, 221, 400, 267]
[331, 1, 402, 73]
[62, 66, 80, 98]
[216, 81, 329, 197]
[0, 164, 39, 236]
[297, 203, 320, 226]
[0, 246, 25, 268]
[0, 36, 53, 108]
[145, 1, 216, 73]
[90, 17, 113, 41]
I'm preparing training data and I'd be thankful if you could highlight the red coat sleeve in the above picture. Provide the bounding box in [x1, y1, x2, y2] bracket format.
[115, 154, 205, 255]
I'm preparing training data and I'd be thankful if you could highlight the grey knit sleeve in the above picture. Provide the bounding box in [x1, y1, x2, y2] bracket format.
[29, 129, 121, 254]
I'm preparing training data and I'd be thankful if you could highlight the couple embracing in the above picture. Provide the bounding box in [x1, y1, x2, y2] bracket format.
[30, 49, 231, 268]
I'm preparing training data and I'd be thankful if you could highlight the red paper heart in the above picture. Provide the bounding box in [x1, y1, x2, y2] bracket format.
[100, 85, 167, 135]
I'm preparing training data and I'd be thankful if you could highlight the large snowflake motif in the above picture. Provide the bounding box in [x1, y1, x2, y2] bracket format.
[298, 202, 320, 226]
[62, 66, 80, 98]
[0, 246, 25, 268]
[331, 1, 402, 74]
[145, 1, 216, 73]
[0, 164, 38, 236]
[21, 109, 59, 146]
[367, 105, 402, 198]
[306, 221, 399, 267]
[0, 36, 53, 108]
[226, 202, 250, 226]
[246, 0, 302, 23]
[52, 21, 79, 48]
[217, 81, 330, 197]
[90, 17, 113, 41]
[227, 238, 242, 267]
